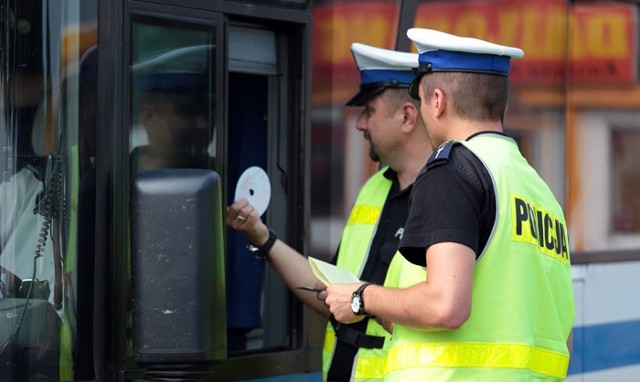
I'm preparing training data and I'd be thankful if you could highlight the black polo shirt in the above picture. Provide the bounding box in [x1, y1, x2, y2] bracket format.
[399, 133, 498, 266]
[328, 167, 412, 381]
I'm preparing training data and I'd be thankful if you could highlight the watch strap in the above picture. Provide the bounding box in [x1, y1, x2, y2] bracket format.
[352, 282, 372, 315]
[247, 228, 277, 259]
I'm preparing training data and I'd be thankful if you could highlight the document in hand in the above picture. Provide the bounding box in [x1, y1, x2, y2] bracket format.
[308, 257, 359, 286]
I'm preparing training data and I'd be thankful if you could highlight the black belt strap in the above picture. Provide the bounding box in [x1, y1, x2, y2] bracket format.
[331, 317, 385, 349]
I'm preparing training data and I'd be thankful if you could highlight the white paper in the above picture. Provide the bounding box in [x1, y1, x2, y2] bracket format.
[308, 257, 359, 286]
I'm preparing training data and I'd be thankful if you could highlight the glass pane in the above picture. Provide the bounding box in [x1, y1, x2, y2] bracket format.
[130, 18, 215, 174]
[226, 72, 270, 352]
[0, 1, 98, 380]
[226, 28, 286, 354]
[611, 128, 640, 234]
[128, 15, 222, 361]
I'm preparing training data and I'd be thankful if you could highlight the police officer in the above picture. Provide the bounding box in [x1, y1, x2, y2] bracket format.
[226, 43, 431, 381]
[324, 29, 575, 381]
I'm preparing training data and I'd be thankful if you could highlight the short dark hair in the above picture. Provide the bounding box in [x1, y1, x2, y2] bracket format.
[380, 87, 420, 117]
[420, 72, 510, 121]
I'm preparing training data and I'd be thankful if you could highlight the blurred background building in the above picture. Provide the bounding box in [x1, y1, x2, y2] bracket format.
[309, 1, 640, 380]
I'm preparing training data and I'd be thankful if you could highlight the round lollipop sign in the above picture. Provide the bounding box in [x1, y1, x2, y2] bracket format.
[234, 166, 271, 216]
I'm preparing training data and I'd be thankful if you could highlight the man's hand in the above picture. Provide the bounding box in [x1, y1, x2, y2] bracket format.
[374, 316, 394, 334]
[324, 282, 367, 324]
[226, 198, 269, 246]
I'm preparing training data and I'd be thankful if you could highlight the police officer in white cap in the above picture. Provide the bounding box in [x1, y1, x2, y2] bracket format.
[227, 43, 431, 381]
[325, 29, 575, 381]
[131, 46, 213, 174]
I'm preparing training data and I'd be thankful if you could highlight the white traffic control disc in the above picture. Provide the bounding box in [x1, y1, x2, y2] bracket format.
[234, 166, 271, 216]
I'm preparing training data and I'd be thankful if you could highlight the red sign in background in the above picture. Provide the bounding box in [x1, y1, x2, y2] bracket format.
[313, 1, 638, 86]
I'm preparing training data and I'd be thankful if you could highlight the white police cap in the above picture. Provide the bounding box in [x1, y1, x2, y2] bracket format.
[346, 43, 418, 106]
[406, 28, 524, 99]
[133, 44, 213, 91]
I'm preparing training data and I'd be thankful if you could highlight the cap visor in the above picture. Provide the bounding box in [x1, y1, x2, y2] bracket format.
[345, 86, 387, 106]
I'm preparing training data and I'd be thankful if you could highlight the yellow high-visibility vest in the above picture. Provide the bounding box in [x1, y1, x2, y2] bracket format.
[323, 168, 425, 382]
[384, 135, 575, 381]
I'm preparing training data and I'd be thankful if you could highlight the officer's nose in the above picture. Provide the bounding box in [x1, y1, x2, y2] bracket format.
[355, 110, 367, 132]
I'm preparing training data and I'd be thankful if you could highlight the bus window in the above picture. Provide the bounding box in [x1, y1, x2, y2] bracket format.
[129, 18, 216, 174]
[226, 25, 291, 354]
[125, 8, 299, 365]
[611, 128, 640, 234]
[226, 71, 270, 352]
[127, 11, 224, 362]
[0, 1, 98, 380]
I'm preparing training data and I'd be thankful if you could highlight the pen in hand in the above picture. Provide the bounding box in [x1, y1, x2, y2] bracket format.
[296, 286, 324, 293]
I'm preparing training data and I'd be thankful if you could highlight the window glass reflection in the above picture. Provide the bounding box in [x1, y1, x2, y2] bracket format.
[130, 20, 215, 174]
[611, 128, 640, 234]
[0, 1, 98, 379]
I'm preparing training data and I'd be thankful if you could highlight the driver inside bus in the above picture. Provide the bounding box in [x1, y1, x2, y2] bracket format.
[0, 70, 64, 380]
[0, 70, 58, 306]
[0, 42, 98, 380]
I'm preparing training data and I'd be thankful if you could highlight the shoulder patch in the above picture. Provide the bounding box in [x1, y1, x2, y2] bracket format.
[426, 141, 458, 169]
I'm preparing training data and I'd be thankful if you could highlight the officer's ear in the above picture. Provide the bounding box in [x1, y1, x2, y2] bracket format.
[432, 88, 447, 118]
[400, 101, 419, 133]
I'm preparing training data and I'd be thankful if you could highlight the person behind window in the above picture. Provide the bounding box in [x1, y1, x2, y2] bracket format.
[132, 87, 210, 173]
[131, 47, 212, 174]
[0, 68, 57, 306]
[227, 43, 432, 381]
[0, 67, 54, 302]
[324, 28, 575, 382]
[0, 41, 100, 382]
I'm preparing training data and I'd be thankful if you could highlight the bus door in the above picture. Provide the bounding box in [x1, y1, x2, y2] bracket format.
[118, 1, 312, 380]
[125, 3, 227, 367]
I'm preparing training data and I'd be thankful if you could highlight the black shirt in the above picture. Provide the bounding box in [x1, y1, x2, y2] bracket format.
[359, 168, 412, 283]
[399, 133, 498, 266]
[328, 167, 412, 381]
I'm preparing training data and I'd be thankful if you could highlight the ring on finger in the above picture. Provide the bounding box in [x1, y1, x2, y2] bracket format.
[236, 215, 247, 222]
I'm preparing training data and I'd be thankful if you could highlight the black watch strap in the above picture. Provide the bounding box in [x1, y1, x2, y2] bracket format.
[247, 228, 277, 259]
[352, 282, 372, 315]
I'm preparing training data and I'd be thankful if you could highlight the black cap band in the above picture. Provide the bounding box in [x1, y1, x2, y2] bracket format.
[346, 80, 410, 106]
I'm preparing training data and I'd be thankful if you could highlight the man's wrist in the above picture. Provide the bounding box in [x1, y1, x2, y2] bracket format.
[351, 282, 373, 316]
[247, 228, 277, 259]
[250, 227, 271, 247]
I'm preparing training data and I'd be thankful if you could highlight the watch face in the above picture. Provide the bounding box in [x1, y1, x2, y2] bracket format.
[351, 295, 362, 314]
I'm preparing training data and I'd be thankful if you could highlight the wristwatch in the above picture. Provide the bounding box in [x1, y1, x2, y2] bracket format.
[351, 282, 372, 316]
[246, 228, 277, 259]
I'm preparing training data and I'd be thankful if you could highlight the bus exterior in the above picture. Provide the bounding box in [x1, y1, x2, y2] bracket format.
[0, 0, 639, 381]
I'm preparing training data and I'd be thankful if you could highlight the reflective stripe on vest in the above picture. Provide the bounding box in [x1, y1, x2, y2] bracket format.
[347, 205, 381, 226]
[385, 342, 570, 379]
[324, 328, 386, 380]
